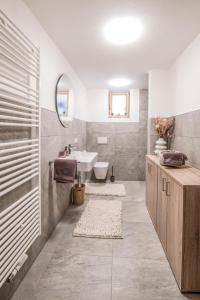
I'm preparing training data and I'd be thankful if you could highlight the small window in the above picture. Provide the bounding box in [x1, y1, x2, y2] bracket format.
[108, 91, 130, 118]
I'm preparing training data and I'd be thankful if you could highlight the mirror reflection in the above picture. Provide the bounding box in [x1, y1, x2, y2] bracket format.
[55, 74, 74, 127]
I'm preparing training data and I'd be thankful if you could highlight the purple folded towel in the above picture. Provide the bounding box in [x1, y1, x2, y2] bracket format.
[159, 150, 188, 167]
[54, 158, 77, 183]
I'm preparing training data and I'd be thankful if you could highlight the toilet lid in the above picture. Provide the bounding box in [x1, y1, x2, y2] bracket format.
[94, 162, 109, 168]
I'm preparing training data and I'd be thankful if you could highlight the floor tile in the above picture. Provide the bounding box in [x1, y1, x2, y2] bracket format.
[11, 181, 191, 300]
[35, 283, 111, 300]
[122, 181, 146, 200]
[112, 222, 166, 260]
[58, 236, 113, 257]
[112, 257, 184, 300]
[123, 200, 151, 223]
[39, 254, 112, 289]
[12, 289, 38, 300]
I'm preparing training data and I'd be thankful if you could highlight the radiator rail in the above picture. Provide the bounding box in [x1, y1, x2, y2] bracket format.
[0, 9, 41, 287]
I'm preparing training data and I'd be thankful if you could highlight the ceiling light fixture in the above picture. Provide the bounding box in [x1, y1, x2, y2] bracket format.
[104, 17, 143, 45]
[108, 78, 132, 87]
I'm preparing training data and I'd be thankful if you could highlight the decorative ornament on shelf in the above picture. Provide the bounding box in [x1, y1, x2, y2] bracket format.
[154, 117, 175, 155]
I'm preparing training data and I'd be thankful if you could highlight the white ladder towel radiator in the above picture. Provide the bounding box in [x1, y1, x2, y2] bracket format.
[0, 9, 41, 287]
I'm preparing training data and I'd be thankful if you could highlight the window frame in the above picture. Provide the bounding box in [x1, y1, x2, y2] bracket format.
[108, 91, 130, 118]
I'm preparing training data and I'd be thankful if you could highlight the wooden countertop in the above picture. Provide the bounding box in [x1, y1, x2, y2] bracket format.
[146, 155, 200, 187]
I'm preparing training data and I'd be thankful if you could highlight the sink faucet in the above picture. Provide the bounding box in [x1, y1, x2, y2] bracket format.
[68, 144, 76, 154]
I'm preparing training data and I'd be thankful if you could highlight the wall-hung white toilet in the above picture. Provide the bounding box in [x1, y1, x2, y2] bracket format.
[93, 162, 109, 179]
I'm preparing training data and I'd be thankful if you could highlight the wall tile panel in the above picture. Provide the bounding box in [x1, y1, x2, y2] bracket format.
[86, 90, 148, 180]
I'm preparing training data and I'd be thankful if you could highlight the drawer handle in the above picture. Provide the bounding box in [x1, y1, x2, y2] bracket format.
[162, 178, 166, 192]
[166, 181, 170, 196]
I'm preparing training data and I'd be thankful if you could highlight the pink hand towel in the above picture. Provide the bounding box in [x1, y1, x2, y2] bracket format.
[54, 158, 77, 183]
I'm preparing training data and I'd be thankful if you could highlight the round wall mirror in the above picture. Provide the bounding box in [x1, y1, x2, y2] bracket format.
[55, 74, 74, 127]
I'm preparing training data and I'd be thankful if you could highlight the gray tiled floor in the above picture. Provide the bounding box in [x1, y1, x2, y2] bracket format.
[12, 182, 200, 300]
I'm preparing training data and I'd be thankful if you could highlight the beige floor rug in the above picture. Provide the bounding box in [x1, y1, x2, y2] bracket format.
[73, 200, 123, 239]
[85, 183, 126, 196]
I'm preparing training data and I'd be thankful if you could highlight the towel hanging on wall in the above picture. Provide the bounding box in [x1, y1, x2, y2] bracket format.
[54, 159, 77, 183]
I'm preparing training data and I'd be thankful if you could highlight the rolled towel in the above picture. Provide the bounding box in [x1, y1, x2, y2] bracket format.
[159, 150, 188, 167]
[54, 158, 77, 183]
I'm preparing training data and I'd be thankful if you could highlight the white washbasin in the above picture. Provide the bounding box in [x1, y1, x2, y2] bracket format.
[66, 151, 98, 172]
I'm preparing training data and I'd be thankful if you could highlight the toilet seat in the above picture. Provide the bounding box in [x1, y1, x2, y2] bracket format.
[94, 162, 109, 168]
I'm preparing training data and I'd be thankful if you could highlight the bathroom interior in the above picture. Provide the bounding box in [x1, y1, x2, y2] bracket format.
[0, 0, 200, 299]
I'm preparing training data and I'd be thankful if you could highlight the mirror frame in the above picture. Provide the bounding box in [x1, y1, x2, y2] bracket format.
[55, 74, 71, 128]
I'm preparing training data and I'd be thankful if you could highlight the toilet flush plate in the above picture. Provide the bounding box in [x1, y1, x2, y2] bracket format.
[97, 137, 108, 144]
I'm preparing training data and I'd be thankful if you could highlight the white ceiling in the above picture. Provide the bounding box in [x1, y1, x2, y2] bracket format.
[24, 0, 200, 89]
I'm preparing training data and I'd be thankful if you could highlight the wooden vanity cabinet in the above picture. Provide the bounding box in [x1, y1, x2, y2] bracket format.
[146, 155, 200, 292]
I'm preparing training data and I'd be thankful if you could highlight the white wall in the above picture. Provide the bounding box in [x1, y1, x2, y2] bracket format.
[148, 70, 169, 118]
[0, 0, 87, 120]
[168, 34, 200, 115]
[86, 89, 140, 122]
[149, 34, 200, 118]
